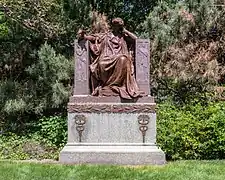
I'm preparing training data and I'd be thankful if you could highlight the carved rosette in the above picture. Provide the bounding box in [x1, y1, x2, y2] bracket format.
[138, 115, 150, 143]
[74, 115, 87, 142]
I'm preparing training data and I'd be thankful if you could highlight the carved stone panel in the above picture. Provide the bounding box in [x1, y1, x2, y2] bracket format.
[68, 103, 156, 113]
[135, 39, 150, 95]
[74, 39, 90, 95]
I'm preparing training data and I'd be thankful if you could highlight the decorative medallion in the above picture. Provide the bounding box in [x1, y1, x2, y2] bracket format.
[138, 115, 150, 143]
[74, 115, 87, 142]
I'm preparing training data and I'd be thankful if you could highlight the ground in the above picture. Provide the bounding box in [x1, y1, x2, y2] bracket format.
[0, 160, 225, 180]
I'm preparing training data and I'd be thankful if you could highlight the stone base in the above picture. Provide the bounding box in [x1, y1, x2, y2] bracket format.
[59, 144, 165, 165]
[60, 99, 166, 165]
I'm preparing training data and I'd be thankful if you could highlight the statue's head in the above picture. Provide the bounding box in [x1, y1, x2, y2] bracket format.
[112, 18, 124, 32]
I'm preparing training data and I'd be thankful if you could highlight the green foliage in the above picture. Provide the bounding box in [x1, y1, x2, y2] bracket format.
[26, 43, 72, 111]
[0, 43, 72, 131]
[62, 0, 157, 32]
[147, 0, 219, 49]
[38, 116, 67, 147]
[0, 115, 67, 160]
[0, 133, 59, 160]
[89, 0, 158, 32]
[0, 12, 8, 38]
[1, 0, 75, 130]
[145, 0, 225, 102]
[157, 101, 225, 160]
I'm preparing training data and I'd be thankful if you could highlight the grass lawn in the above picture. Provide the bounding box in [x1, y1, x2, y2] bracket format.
[0, 160, 225, 180]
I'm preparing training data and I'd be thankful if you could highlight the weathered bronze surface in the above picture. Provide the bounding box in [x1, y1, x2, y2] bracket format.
[69, 95, 154, 103]
[78, 18, 145, 99]
[68, 103, 156, 114]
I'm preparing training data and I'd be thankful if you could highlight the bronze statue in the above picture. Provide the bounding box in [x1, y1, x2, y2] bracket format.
[78, 17, 145, 99]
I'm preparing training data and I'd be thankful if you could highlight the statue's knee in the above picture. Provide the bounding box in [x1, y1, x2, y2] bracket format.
[119, 56, 127, 63]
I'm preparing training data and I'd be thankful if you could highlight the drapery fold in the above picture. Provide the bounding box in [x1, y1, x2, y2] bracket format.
[89, 32, 145, 99]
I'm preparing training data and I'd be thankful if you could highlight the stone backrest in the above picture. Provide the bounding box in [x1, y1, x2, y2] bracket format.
[73, 39, 150, 96]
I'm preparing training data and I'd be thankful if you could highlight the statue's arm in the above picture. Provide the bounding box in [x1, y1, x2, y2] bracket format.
[83, 34, 96, 42]
[123, 28, 137, 40]
[77, 29, 96, 42]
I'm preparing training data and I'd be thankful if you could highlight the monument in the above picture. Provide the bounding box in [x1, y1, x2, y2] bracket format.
[59, 17, 165, 165]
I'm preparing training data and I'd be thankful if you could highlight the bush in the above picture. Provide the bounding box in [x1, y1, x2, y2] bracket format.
[38, 116, 67, 147]
[157, 101, 225, 160]
[2, 102, 225, 161]
[0, 133, 59, 160]
[0, 115, 67, 160]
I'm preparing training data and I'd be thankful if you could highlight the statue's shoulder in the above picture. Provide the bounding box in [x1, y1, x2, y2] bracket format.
[91, 32, 108, 39]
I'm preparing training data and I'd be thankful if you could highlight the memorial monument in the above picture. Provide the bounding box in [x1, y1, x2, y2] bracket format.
[59, 17, 165, 165]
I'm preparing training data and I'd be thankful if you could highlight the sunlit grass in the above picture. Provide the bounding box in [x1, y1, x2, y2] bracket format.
[1, 160, 225, 180]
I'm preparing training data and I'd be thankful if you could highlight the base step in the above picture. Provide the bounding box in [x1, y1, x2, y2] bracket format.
[59, 145, 165, 165]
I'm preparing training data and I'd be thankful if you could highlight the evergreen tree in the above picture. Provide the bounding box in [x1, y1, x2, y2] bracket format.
[146, 0, 225, 103]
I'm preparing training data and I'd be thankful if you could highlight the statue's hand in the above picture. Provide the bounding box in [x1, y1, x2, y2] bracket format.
[122, 28, 137, 40]
[123, 28, 128, 34]
[77, 29, 86, 39]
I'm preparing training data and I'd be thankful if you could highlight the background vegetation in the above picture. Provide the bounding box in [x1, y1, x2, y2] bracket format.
[1, 0, 225, 160]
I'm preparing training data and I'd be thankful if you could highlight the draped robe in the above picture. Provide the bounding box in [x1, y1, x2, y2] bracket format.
[89, 32, 145, 99]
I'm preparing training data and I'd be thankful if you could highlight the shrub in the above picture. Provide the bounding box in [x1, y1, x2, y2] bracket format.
[2, 102, 225, 161]
[157, 101, 225, 160]
[0, 115, 67, 160]
[0, 133, 59, 160]
[38, 116, 67, 147]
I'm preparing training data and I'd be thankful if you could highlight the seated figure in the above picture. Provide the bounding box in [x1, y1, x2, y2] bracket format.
[78, 18, 145, 99]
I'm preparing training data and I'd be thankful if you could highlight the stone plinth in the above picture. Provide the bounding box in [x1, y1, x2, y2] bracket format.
[60, 145, 165, 165]
[59, 98, 165, 165]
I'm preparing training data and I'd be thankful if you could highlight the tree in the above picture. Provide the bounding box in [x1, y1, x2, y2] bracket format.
[0, 0, 75, 131]
[145, 0, 225, 103]
[62, 0, 158, 32]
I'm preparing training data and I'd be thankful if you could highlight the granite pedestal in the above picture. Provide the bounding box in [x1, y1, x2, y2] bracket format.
[59, 96, 165, 165]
